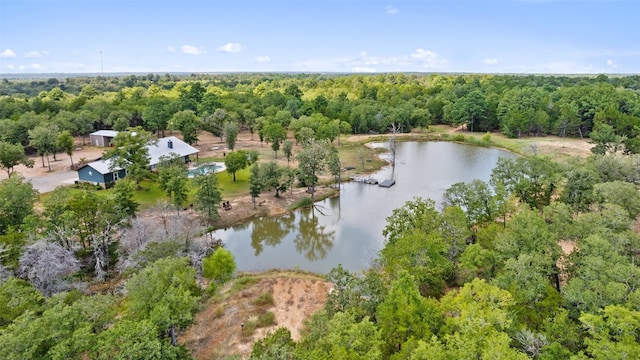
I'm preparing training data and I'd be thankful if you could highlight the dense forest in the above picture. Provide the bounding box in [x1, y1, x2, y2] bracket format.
[1, 73, 639, 359]
[2, 73, 640, 153]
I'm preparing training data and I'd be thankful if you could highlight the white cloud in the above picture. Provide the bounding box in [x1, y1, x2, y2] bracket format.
[167, 46, 176, 53]
[25, 50, 49, 58]
[0, 49, 16, 58]
[6, 65, 14, 70]
[180, 45, 206, 55]
[385, 5, 399, 14]
[606, 59, 619, 68]
[18, 64, 45, 71]
[289, 48, 446, 72]
[352, 67, 377, 73]
[484, 58, 498, 65]
[218, 43, 244, 53]
[255, 56, 271, 63]
[405, 48, 445, 68]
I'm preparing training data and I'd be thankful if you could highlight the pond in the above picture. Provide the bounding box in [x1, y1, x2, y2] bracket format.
[215, 141, 516, 274]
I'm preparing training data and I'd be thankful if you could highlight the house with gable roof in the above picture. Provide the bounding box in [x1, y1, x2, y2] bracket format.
[77, 133, 199, 186]
[76, 158, 128, 185]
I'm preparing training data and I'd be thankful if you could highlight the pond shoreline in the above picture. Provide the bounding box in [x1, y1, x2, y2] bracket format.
[211, 130, 592, 230]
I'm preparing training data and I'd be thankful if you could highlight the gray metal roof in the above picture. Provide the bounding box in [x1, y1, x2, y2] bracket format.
[148, 136, 199, 166]
[90, 130, 119, 137]
[80, 158, 123, 175]
[77, 136, 198, 175]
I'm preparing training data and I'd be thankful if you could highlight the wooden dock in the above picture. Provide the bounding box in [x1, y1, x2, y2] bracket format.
[351, 176, 395, 188]
[350, 176, 378, 185]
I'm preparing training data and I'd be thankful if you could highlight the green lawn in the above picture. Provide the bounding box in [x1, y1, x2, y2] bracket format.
[216, 168, 251, 198]
[133, 180, 169, 208]
[39, 167, 253, 211]
[132, 168, 251, 209]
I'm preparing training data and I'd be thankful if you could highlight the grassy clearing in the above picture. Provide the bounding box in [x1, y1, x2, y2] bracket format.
[217, 168, 251, 198]
[133, 180, 168, 208]
[37, 180, 167, 209]
[419, 125, 590, 162]
[337, 141, 388, 173]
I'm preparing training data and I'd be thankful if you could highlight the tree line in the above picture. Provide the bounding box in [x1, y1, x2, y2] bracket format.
[2, 73, 640, 165]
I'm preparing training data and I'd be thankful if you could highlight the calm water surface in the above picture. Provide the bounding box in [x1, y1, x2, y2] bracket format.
[215, 141, 515, 274]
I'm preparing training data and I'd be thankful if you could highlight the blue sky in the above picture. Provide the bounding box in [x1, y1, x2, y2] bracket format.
[1, 0, 638, 74]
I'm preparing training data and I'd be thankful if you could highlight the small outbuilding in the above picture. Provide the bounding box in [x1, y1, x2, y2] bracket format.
[89, 130, 119, 147]
[77, 159, 127, 187]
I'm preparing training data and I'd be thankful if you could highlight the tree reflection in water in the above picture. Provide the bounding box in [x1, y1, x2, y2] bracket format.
[250, 213, 296, 256]
[294, 206, 335, 261]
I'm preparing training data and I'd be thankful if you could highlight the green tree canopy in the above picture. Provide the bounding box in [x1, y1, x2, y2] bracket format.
[103, 126, 152, 187]
[0, 141, 33, 176]
[0, 176, 38, 235]
[55, 130, 75, 166]
[28, 124, 59, 170]
[157, 155, 189, 208]
[202, 248, 236, 286]
[262, 123, 287, 158]
[171, 110, 200, 145]
[0, 278, 44, 326]
[377, 271, 440, 357]
[224, 150, 249, 181]
[125, 257, 199, 346]
[296, 311, 383, 360]
[579, 305, 640, 359]
[295, 138, 332, 197]
[142, 96, 172, 136]
[193, 172, 222, 219]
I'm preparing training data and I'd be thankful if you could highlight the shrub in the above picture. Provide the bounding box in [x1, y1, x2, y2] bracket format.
[230, 276, 258, 293]
[482, 131, 492, 143]
[203, 248, 236, 284]
[252, 292, 274, 306]
[257, 311, 276, 327]
[291, 197, 314, 209]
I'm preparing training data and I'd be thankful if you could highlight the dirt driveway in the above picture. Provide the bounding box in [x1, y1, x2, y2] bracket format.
[0, 143, 104, 193]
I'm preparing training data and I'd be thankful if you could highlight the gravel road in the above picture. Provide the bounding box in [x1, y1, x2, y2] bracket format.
[25, 171, 78, 193]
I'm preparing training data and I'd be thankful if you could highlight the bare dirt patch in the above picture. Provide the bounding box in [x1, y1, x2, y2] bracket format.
[212, 185, 337, 229]
[180, 273, 331, 359]
[0, 139, 105, 181]
[559, 239, 577, 256]
[523, 137, 594, 158]
[557, 239, 577, 287]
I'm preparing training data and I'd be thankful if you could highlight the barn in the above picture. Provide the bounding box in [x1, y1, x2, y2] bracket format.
[89, 130, 119, 147]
